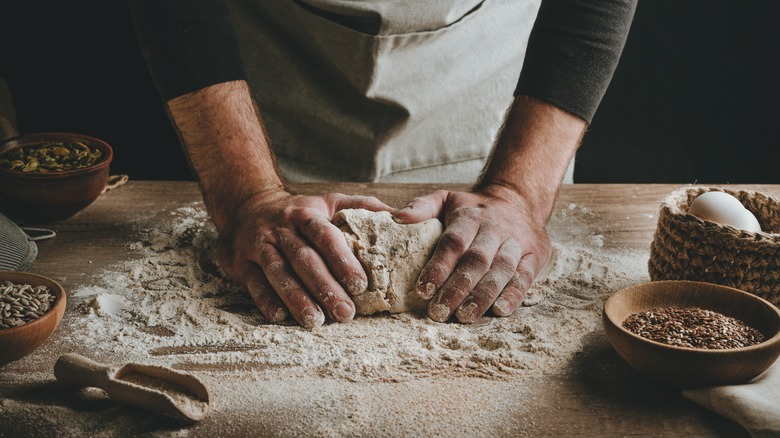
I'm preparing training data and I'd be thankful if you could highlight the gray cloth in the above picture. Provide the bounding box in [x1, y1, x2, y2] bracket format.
[0, 211, 37, 272]
[683, 360, 780, 438]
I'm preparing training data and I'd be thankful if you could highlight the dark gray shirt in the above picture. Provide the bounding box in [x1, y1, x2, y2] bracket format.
[129, 0, 636, 122]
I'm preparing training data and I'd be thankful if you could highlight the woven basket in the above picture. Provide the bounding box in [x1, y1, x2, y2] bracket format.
[648, 186, 780, 306]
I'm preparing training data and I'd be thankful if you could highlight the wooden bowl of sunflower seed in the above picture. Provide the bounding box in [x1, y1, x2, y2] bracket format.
[0, 132, 112, 222]
[0, 272, 66, 364]
[603, 280, 780, 388]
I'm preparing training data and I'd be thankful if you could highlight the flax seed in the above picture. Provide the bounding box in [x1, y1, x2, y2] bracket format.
[623, 306, 764, 349]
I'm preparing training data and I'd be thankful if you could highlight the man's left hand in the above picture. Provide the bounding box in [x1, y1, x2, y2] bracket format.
[393, 185, 552, 323]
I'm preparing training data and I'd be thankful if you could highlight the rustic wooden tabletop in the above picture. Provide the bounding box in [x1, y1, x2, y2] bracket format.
[2, 181, 773, 437]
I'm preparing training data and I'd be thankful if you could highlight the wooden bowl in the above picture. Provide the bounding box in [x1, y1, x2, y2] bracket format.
[0, 132, 112, 222]
[603, 280, 780, 388]
[0, 272, 66, 364]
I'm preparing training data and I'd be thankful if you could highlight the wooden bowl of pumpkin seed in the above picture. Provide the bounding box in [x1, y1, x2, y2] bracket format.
[0, 132, 112, 222]
[0, 271, 66, 364]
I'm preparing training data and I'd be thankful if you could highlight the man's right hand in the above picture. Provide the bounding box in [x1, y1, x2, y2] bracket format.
[215, 189, 391, 328]
[165, 80, 392, 328]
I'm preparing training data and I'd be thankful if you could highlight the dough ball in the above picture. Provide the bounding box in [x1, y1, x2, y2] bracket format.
[333, 209, 443, 315]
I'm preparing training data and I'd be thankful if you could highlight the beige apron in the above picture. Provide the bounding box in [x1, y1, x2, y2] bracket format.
[229, 0, 559, 183]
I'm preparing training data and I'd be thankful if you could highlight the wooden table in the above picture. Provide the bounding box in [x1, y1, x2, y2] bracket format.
[1, 182, 772, 437]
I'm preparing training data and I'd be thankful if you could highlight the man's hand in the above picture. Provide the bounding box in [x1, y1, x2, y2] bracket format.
[396, 95, 586, 323]
[394, 186, 551, 323]
[166, 81, 392, 328]
[216, 190, 391, 328]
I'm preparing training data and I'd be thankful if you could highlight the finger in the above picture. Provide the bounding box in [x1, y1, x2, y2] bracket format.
[415, 213, 481, 300]
[243, 267, 289, 323]
[294, 214, 368, 296]
[455, 239, 522, 323]
[258, 244, 326, 329]
[276, 229, 356, 323]
[491, 254, 537, 317]
[428, 227, 503, 323]
[328, 194, 393, 213]
[393, 190, 449, 224]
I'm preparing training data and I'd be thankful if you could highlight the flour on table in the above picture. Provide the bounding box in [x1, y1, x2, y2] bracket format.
[84, 294, 128, 317]
[62, 204, 648, 384]
[334, 209, 442, 315]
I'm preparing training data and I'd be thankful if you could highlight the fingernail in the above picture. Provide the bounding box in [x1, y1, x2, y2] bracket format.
[428, 303, 451, 323]
[270, 307, 289, 323]
[347, 277, 367, 296]
[492, 298, 511, 317]
[301, 306, 324, 329]
[332, 301, 355, 322]
[417, 281, 437, 299]
[456, 302, 479, 323]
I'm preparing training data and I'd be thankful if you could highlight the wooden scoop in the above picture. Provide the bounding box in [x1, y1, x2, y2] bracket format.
[54, 353, 210, 421]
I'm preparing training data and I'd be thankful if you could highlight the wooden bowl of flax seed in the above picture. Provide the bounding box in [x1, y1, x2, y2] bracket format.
[0, 132, 113, 222]
[0, 272, 66, 364]
[603, 280, 780, 388]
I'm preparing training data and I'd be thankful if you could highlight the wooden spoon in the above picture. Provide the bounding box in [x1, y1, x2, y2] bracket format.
[54, 353, 210, 421]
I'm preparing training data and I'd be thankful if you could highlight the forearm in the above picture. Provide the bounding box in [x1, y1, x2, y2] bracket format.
[167, 80, 286, 231]
[476, 95, 586, 226]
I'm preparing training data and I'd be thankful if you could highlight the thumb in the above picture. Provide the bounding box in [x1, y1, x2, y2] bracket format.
[393, 190, 448, 224]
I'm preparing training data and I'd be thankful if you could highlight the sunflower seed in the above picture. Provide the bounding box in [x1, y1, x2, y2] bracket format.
[0, 282, 56, 330]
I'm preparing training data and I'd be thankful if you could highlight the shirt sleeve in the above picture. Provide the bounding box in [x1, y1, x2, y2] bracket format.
[127, 0, 246, 102]
[515, 0, 637, 123]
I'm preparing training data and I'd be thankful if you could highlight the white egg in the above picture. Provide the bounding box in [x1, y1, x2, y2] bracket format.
[688, 191, 762, 233]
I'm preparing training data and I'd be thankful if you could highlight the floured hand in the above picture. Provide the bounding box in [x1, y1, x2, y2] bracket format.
[393, 186, 552, 323]
[216, 190, 391, 329]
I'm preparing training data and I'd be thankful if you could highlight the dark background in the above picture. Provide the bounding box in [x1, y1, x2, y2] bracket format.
[1, 1, 778, 183]
[576, 1, 780, 184]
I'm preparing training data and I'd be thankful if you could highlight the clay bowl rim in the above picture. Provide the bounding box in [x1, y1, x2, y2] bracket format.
[0, 271, 67, 338]
[603, 280, 780, 355]
[0, 132, 113, 179]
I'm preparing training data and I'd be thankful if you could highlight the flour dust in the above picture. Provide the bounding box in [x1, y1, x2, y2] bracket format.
[70, 204, 649, 383]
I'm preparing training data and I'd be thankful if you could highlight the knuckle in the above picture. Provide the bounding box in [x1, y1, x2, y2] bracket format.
[478, 274, 503, 293]
[514, 268, 534, 290]
[438, 232, 469, 254]
[439, 285, 467, 305]
[357, 195, 384, 208]
[502, 238, 522, 253]
[433, 190, 449, 198]
[281, 205, 299, 218]
[258, 245, 281, 266]
[297, 207, 320, 222]
[308, 221, 338, 247]
[461, 249, 491, 270]
[325, 193, 346, 205]
[264, 261, 286, 279]
[452, 206, 481, 221]
[292, 245, 313, 263]
[492, 253, 517, 272]
[409, 195, 426, 205]
[301, 214, 320, 229]
[254, 230, 274, 248]
[348, 195, 369, 203]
